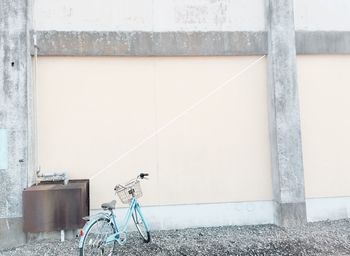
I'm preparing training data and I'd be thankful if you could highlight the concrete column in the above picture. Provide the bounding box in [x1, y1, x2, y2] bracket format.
[265, 0, 307, 226]
[0, 0, 31, 249]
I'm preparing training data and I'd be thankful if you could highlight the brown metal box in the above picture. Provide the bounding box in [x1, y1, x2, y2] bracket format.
[23, 180, 89, 233]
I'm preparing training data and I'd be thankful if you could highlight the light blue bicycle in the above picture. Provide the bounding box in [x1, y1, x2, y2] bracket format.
[79, 173, 151, 256]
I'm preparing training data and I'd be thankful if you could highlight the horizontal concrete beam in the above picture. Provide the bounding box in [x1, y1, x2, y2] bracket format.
[296, 31, 350, 54]
[31, 31, 267, 56]
[31, 31, 350, 56]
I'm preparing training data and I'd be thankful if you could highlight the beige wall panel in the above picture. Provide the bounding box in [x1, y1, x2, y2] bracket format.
[36, 57, 159, 209]
[36, 57, 271, 209]
[298, 55, 350, 198]
[154, 57, 271, 204]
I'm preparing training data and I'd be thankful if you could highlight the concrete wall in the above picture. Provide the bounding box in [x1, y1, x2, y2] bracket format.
[33, 0, 265, 31]
[1, 0, 350, 248]
[33, 0, 350, 32]
[294, 0, 350, 31]
[92, 201, 275, 230]
[30, 0, 350, 229]
[306, 197, 350, 222]
[0, 0, 31, 249]
[35, 56, 272, 209]
[298, 55, 350, 199]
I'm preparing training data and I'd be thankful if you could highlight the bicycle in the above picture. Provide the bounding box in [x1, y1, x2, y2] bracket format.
[78, 173, 151, 256]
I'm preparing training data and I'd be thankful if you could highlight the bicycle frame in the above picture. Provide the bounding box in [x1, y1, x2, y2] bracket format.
[79, 197, 149, 249]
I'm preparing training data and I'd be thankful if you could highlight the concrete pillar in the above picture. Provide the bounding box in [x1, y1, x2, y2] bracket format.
[265, 0, 307, 226]
[0, 0, 31, 249]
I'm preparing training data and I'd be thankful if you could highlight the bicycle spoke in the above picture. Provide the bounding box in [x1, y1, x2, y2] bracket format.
[82, 218, 115, 256]
[132, 206, 150, 243]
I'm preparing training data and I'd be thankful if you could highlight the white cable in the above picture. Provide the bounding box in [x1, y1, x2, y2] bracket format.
[90, 55, 266, 180]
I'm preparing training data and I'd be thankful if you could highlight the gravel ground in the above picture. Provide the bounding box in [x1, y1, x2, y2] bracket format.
[2, 219, 350, 256]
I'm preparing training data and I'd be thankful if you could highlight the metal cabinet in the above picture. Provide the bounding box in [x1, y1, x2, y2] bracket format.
[23, 180, 89, 233]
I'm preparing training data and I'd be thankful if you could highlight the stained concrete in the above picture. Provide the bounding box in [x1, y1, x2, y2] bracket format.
[26, 230, 77, 242]
[0, 0, 348, 251]
[276, 202, 307, 227]
[296, 31, 350, 54]
[265, 0, 306, 226]
[31, 30, 350, 56]
[31, 31, 267, 56]
[32, 0, 266, 32]
[0, 218, 25, 249]
[0, 0, 31, 249]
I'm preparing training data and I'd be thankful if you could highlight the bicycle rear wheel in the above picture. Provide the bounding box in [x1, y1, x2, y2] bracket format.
[80, 217, 116, 256]
[132, 206, 150, 243]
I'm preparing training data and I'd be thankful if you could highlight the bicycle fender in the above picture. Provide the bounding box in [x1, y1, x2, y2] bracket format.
[78, 212, 111, 248]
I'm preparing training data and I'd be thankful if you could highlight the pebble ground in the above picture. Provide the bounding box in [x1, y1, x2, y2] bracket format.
[1, 219, 350, 255]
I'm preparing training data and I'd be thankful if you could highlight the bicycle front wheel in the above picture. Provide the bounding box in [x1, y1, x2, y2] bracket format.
[132, 206, 150, 243]
[80, 217, 116, 256]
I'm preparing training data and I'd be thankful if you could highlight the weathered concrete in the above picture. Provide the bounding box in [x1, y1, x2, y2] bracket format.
[265, 0, 306, 227]
[306, 196, 350, 222]
[296, 31, 350, 54]
[294, 0, 350, 31]
[0, 0, 31, 249]
[275, 202, 307, 227]
[92, 201, 275, 230]
[0, 218, 25, 249]
[31, 30, 350, 56]
[30, 31, 267, 56]
[33, 0, 266, 32]
[26, 230, 77, 242]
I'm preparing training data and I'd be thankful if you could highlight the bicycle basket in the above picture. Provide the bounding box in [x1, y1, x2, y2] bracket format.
[116, 180, 143, 204]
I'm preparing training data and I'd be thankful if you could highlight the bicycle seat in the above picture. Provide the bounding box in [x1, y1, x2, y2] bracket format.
[101, 200, 116, 210]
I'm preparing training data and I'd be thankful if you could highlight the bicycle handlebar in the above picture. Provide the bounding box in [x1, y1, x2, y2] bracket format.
[139, 173, 149, 179]
[114, 173, 149, 191]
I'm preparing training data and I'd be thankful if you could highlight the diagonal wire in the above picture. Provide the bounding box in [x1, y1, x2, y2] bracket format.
[90, 55, 266, 180]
